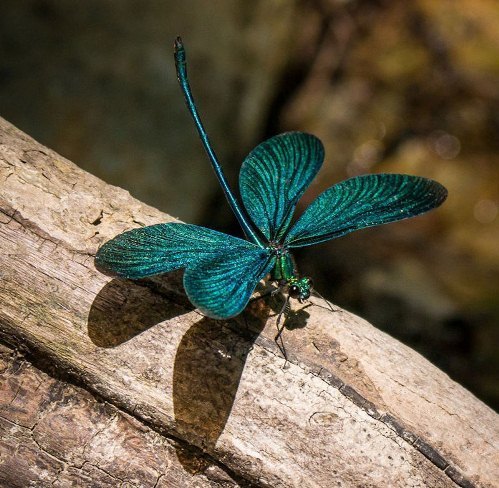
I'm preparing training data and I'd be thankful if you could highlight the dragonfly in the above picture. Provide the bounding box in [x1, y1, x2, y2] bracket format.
[95, 37, 447, 350]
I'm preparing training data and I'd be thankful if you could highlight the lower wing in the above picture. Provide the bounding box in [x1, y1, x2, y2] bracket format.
[184, 247, 275, 319]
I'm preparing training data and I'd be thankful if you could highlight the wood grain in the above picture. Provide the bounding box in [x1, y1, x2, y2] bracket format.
[0, 117, 497, 487]
[0, 344, 245, 487]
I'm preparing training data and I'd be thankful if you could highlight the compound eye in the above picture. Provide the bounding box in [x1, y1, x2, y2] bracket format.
[288, 284, 301, 298]
[301, 290, 311, 300]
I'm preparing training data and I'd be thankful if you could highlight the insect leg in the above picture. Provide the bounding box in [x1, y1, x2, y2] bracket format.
[311, 289, 340, 314]
[249, 285, 278, 304]
[275, 295, 290, 361]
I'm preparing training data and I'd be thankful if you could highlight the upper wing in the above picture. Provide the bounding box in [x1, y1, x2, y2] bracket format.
[95, 222, 258, 279]
[239, 132, 324, 242]
[284, 174, 447, 248]
[184, 247, 275, 319]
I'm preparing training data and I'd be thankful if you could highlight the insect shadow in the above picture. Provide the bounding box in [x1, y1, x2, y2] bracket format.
[172, 288, 312, 471]
[87, 271, 190, 347]
[89, 276, 307, 471]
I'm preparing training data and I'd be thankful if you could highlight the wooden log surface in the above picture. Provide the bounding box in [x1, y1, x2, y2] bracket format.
[0, 116, 497, 487]
[0, 343, 243, 487]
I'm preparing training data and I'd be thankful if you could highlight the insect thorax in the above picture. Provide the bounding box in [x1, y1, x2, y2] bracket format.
[269, 246, 313, 301]
[270, 246, 296, 282]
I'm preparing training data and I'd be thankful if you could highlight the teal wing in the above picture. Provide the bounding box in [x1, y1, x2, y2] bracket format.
[239, 132, 324, 242]
[284, 174, 447, 247]
[95, 222, 257, 279]
[184, 247, 275, 319]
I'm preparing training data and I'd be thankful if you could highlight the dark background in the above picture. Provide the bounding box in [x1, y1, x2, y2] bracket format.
[1, 0, 497, 410]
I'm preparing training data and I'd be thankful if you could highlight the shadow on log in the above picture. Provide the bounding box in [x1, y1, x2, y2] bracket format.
[0, 117, 497, 487]
[88, 277, 188, 348]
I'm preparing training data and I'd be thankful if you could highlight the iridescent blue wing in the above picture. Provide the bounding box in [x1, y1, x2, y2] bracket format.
[284, 174, 447, 247]
[239, 132, 324, 242]
[95, 222, 255, 279]
[184, 247, 275, 319]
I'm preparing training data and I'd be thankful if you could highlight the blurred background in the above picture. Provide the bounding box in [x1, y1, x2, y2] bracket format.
[0, 0, 497, 410]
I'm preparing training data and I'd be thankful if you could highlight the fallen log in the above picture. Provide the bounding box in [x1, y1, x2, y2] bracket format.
[0, 117, 497, 487]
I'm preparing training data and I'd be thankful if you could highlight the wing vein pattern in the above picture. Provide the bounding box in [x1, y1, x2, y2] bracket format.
[95, 223, 262, 279]
[240, 132, 324, 242]
[285, 174, 448, 247]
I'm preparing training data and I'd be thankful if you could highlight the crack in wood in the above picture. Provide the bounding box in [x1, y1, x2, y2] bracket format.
[0, 346, 257, 487]
[309, 364, 475, 488]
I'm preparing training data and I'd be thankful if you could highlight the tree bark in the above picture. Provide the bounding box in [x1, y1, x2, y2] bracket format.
[0, 117, 496, 487]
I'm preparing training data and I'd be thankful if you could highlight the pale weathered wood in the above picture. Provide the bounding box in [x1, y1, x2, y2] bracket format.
[0, 116, 497, 487]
